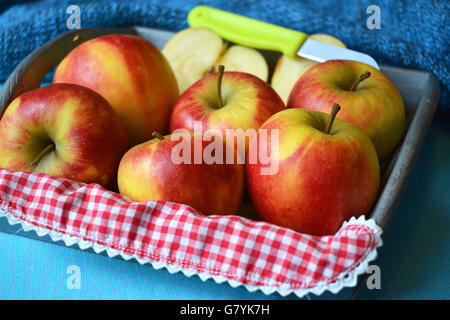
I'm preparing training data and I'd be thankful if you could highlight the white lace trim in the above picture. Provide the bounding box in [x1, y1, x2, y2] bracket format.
[0, 205, 382, 298]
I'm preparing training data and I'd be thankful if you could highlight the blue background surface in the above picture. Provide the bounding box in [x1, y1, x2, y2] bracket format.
[0, 0, 449, 300]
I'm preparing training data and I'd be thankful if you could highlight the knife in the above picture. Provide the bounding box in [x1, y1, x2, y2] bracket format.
[188, 6, 379, 70]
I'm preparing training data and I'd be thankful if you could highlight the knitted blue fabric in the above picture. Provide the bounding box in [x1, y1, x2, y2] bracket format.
[0, 0, 448, 114]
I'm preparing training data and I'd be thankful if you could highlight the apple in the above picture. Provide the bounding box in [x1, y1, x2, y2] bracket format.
[271, 34, 346, 103]
[0, 83, 129, 186]
[162, 28, 268, 93]
[246, 104, 380, 236]
[288, 60, 405, 161]
[53, 34, 179, 146]
[169, 66, 285, 155]
[117, 132, 244, 215]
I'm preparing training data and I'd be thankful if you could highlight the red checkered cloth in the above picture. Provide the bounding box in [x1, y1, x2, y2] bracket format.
[0, 168, 382, 297]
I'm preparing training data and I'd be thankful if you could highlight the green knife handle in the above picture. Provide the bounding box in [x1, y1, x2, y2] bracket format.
[187, 6, 308, 58]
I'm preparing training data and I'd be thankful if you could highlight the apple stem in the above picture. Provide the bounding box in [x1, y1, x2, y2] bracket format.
[152, 132, 165, 140]
[349, 71, 371, 92]
[325, 103, 341, 134]
[31, 144, 55, 168]
[217, 64, 225, 108]
[73, 34, 81, 42]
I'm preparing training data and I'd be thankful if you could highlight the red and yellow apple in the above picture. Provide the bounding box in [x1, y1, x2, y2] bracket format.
[271, 33, 346, 103]
[53, 34, 179, 146]
[169, 68, 285, 155]
[288, 60, 405, 161]
[246, 105, 380, 236]
[0, 83, 129, 186]
[118, 132, 244, 215]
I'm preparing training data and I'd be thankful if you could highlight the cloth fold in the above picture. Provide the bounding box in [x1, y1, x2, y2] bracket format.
[0, 167, 383, 297]
[0, 0, 448, 112]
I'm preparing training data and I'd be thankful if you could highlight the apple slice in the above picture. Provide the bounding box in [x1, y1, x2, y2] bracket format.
[162, 28, 226, 93]
[214, 45, 268, 81]
[163, 28, 269, 94]
[271, 34, 346, 103]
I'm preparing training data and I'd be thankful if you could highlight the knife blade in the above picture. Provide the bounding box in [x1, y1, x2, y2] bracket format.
[188, 6, 379, 70]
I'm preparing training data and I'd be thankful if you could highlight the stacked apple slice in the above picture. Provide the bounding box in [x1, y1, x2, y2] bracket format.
[162, 28, 268, 93]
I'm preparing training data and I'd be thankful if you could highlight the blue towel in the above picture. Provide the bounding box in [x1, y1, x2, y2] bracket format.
[0, 0, 448, 114]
